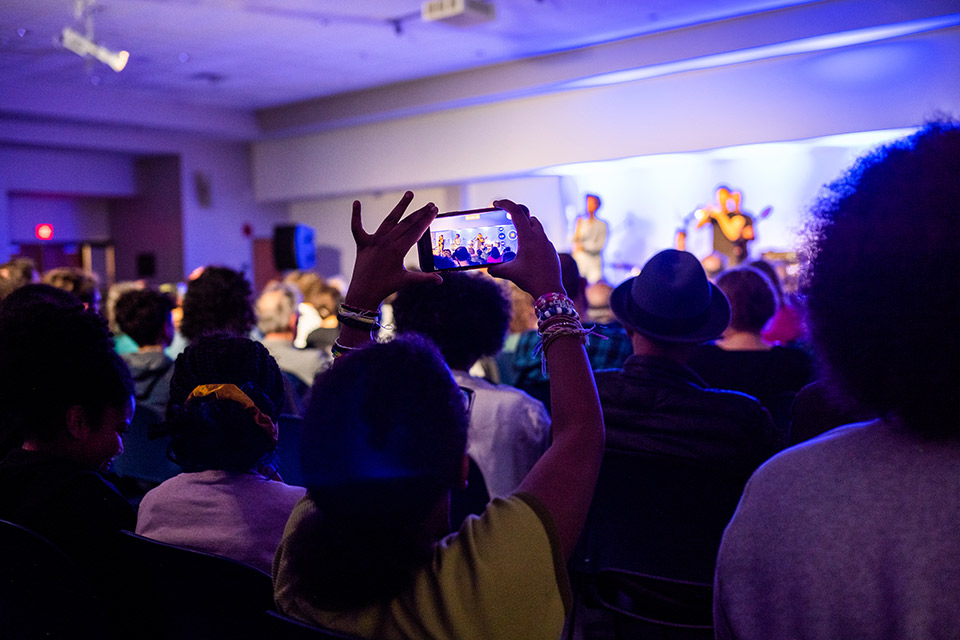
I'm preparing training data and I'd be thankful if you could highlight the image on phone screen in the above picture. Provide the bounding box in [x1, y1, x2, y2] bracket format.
[418, 207, 518, 272]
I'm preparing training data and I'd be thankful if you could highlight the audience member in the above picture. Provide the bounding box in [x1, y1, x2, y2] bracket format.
[496, 281, 537, 387]
[585, 280, 616, 324]
[749, 258, 807, 347]
[788, 379, 875, 446]
[714, 121, 960, 639]
[105, 280, 146, 355]
[452, 245, 472, 267]
[0, 257, 39, 300]
[510, 253, 632, 408]
[178, 265, 255, 347]
[597, 251, 779, 470]
[0, 292, 136, 588]
[136, 334, 305, 574]
[688, 266, 814, 433]
[392, 270, 550, 498]
[43, 266, 101, 313]
[109, 288, 180, 493]
[114, 289, 177, 415]
[584, 249, 778, 602]
[256, 282, 330, 389]
[274, 194, 604, 640]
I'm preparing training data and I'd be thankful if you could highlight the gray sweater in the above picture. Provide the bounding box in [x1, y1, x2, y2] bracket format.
[715, 418, 960, 639]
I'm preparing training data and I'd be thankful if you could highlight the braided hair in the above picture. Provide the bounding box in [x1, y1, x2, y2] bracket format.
[165, 334, 285, 472]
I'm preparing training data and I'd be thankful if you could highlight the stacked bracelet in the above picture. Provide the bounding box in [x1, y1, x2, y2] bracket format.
[337, 302, 380, 333]
[534, 292, 580, 329]
[533, 292, 590, 374]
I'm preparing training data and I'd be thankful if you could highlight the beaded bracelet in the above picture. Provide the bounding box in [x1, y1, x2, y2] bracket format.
[534, 292, 579, 328]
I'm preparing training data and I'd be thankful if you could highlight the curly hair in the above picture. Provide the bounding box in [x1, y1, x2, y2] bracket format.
[165, 334, 285, 472]
[0, 292, 133, 445]
[716, 267, 778, 334]
[179, 266, 255, 342]
[392, 271, 511, 370]
[115, 289, 175, 347]
[802, 120, 960, 434]
[286, 334, 469, 610]
[42, 267, 99, 308]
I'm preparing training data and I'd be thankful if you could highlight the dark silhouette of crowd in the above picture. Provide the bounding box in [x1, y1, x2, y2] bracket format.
[0, 120, 957, 639]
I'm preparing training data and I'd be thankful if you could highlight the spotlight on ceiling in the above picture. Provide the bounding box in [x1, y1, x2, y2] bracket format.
[421, 0, 495, 26]
[60, 26, 128, 72]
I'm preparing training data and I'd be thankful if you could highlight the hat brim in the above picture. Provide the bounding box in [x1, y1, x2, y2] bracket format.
[610, 276, 730, 344]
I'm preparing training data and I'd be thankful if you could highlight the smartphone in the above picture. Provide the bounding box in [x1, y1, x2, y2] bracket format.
[417, 207, 518, 272]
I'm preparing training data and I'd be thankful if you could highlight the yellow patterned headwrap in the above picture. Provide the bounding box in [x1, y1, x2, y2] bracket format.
[186, 383, 278, 442]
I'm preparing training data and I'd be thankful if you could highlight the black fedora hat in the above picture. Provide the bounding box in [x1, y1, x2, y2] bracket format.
[610, 249, 730, 343]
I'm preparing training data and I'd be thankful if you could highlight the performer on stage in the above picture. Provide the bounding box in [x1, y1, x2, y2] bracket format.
[435, 234, 445, 255]
[573, 194, 608, 284]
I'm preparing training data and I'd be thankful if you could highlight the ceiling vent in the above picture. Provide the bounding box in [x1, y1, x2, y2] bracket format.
[421, 0, 495, 26]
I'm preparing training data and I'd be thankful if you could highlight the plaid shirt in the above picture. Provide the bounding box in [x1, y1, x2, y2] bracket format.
[511, 321, 633, 386]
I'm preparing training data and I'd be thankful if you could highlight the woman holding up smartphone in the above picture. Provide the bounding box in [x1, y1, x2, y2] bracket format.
[273, 192, 605, 640]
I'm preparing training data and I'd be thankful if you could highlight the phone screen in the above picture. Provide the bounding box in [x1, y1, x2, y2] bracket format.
[418, 207, 518, 272]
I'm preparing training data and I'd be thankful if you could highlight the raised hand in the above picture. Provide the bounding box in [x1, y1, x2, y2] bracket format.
[487, 199, 563, 300]
[345, 191, 442, 310]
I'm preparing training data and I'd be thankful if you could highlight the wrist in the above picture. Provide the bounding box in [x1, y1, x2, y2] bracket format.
[343, 292, 382, 312]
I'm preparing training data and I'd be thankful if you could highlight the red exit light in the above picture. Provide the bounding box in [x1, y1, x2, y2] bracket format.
[35, 223, 54, 240]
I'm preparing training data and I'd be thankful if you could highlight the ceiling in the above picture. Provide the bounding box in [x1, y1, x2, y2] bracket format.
[1, 0, 818, 114]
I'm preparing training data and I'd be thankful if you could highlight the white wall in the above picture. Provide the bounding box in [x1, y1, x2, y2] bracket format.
[252, 27, 960, 201]
[179, 142, 287, 277]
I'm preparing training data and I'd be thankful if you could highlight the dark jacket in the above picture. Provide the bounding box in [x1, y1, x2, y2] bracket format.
[0, 449, 136, 574]
[595, 355, 781, 477]
[583, 355, 782, 585]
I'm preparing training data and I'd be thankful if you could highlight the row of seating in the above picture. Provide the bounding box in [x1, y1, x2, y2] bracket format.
[0, 519, 357, 640]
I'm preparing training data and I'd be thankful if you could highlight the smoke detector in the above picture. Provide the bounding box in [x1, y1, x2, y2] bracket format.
[421, 0, 495, 26]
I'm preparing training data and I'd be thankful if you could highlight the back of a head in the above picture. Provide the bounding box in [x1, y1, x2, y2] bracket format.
[803, 120, 960, 432]
[42, 267, 99, 308]
[115, 289, 175, 348]
[392, 271, 510, 370]
[256, 283, 301, 335]
[165, 334, 285, 472]
[559, 253, 586, 304]
[747, 259, 783, 301]
[180, 266, 255, 342]
[716, 267, 778, 335]
[0, 296, 133, 447]
[0, 257, 38, 291]
[287, 335, 469, 610]
[106, 281, 146, 334]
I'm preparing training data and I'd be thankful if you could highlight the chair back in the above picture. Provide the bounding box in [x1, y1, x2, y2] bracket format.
[264, 610, 365, 639]
[0, 519, 108, 640]
[574, 449, 750, 583]
[111, 405, 180, 485]
[593, 569, 714, 640]
[112, 530, 275, 640]
[277, 413, 305, 486]
[567, 450, 750, 639]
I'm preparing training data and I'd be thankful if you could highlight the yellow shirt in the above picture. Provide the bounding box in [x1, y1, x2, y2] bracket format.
[274, 493, 571, 640]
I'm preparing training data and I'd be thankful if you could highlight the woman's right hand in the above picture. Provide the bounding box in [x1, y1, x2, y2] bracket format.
[486, 199, 564, 301]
